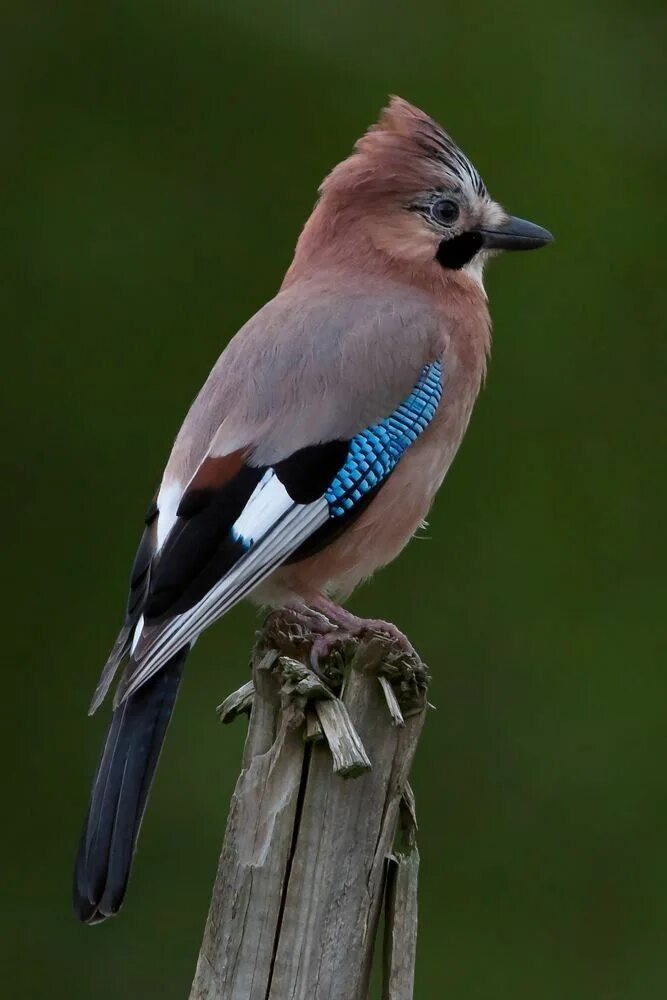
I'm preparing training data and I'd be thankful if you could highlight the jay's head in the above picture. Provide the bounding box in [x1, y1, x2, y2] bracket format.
[318, 97, 552, 278]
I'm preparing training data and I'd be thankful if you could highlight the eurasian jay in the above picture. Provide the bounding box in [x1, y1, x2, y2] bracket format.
[73, 97, 552, 923]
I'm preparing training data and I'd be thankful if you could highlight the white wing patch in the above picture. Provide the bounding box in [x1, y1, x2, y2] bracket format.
[155, 481, 183, 550]
[129, 614, 144, 655]
[231, 470, 293, 547]
[121, 476, 329, 700]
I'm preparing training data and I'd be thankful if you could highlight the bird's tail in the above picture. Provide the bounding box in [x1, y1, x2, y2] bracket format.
[73, 649, 187, 924]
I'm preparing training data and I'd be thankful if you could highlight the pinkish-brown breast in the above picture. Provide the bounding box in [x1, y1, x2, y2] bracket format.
[261, 268, 491, 605]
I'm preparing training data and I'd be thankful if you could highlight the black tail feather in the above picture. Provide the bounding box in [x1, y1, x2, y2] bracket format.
[73, 650, 187, 923]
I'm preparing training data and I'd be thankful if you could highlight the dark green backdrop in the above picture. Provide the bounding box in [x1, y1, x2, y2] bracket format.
[4, 1, 666, 997]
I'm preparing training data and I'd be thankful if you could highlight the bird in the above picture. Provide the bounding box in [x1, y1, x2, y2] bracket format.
[73, 96, 552, 923]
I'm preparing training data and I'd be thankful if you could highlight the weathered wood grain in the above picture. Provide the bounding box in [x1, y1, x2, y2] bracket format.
[382, 788, 420, 1000]
[190, 619, 429, 1000]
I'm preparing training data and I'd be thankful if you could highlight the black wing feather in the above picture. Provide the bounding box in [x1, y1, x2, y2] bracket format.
[143, 442, 358, 625]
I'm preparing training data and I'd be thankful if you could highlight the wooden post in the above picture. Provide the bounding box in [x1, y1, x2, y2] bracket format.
[189, 613, 429, 1000]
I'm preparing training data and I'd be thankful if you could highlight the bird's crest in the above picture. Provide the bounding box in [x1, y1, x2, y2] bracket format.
[322, 96, 487, 202]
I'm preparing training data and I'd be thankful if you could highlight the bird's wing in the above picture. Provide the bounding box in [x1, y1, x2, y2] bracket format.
[88, 498, 159, 713]
[91, 281, 446, 709]
[119, 359, 443, 700]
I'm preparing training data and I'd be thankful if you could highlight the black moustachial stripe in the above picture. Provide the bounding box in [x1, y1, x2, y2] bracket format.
[436, 231, 484, 270]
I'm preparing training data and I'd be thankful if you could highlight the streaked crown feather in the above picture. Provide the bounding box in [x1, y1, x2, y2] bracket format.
[322, 96, 487, 202]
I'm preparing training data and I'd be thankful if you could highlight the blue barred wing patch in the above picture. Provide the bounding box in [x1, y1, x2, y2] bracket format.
[325, 360, 444, 518]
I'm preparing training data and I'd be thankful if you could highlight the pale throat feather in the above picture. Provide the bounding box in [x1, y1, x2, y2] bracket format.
[462, 253, 489, 292]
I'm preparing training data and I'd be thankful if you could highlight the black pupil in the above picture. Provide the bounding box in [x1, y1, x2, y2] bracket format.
[435, 199, 458, 224]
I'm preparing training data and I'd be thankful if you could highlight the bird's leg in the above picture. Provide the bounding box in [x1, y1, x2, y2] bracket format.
[307, 596, 418, 663]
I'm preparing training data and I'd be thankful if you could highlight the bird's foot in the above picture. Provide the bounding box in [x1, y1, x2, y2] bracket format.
[261, 600, 427, 713]
[265, 600, 416, 681]
[308, 628, 357, 673]
[264, 605, 335, 642]
[262, 605, 348, 683]
[307, 598, 418, 661]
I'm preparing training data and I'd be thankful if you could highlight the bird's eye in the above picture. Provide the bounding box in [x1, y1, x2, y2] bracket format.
[431, 198, 460, 226]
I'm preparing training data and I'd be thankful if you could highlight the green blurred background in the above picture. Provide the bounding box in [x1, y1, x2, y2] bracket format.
[3, 1, 666, 997]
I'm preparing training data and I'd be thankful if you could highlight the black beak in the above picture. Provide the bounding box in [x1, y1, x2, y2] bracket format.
[477, 215, 554, 252]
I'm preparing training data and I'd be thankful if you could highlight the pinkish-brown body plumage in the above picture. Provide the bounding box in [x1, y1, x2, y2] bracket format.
[269, 270, 490, 603]
[165, 99, 494, 602]
[74, 97, 552, 924]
